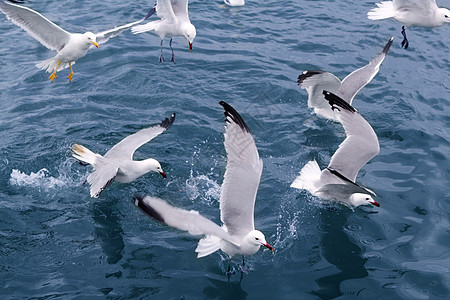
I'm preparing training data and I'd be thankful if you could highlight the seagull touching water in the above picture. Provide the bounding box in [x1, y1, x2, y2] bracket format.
[72, 113, 175, 198]
[0, 1, 151, 82]
[291, 91, 380, 208]
[133, 101, 272, 275]
[297, 37, 393, 121]
[132, 0, 196, 63]
[368, 0, 450, 49]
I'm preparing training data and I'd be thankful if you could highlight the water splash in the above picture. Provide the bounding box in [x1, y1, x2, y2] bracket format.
[9, 168, 67, 190]
[185, 174, 221, 205]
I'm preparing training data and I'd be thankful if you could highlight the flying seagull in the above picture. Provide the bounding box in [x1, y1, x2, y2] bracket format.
[132, 0, 196, 63]
[134, 101, 272, 274]
[297, 37, 393, 121]
[291, 91, 381, 208]
[0, 0, 152, 82]
[368, 0, 450, 49]
[72, 113, 175, 198]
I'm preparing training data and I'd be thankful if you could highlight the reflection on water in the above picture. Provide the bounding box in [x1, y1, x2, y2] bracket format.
[313, 209, 368, 299]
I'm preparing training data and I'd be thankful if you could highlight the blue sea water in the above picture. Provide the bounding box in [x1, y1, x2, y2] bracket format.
[0, 0, 449, 298]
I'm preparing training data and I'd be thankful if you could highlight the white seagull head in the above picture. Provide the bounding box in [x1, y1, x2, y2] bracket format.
[349, 193, 380, 208]
[84, 31, 99, 48]
[142, 158, 166, 178]
[243, 230, 273, 254]
[182, 23, 196, 50]
[438, 8, 450, 24]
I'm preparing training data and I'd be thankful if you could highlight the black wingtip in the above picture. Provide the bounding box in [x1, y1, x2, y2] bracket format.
[297, 70, 323, 85]
[133, 195, 165, 223]
[382, 37, 394, 54]
[144, 6, 156, 21]
[219, 101, 250, 133]
[160, 113, 176, 130]
[322, 90, 356, 113]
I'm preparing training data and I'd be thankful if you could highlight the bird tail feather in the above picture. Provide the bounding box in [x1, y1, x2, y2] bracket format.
[36, 58, 72, 73]
[291, 160, 322, 191]
[72, 144, 100, 166]
[367, 1, 396, 20]
[195, 235, 221, 258]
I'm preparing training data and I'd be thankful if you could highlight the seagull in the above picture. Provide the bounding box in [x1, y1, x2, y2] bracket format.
[291, 91, 381, 208]
[133, 101, 272, 274]
[297, 37, 393, 121]
[132, 0, 196, 63]
[0, 1, 152, 82]
[367, 0, 450, 49]
[224, 0, 245, 6]
[72, 113, 175, 198]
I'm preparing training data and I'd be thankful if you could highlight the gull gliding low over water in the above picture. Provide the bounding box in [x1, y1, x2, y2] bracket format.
[132, 0, 196, 63]
[134, 101, 272, 274]
[224, 0, 245, 7]
[291, 91, 380, 208]
[368, 0, 450, 49]
[297, 37, 393, 121]
[72, 113, 175, 198]
[0, 0, 152, 82]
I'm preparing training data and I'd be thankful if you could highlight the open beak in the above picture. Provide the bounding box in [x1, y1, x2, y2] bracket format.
[263, 243, 273, 252]
[189, 42, 192, 51]
[159, 171, 166, 179]
[370, 200, 380, 207]
[91, 41, 99, 48]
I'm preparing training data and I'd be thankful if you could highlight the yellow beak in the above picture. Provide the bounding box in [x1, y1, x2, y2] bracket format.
[91, 41, 99, 48]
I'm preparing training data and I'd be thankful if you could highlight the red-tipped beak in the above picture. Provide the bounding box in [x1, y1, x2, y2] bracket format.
[370, 200, 380, 207]
[159, 171, 166, 179]
[264, 243, 273, 252]
[189, 42, 192, 51]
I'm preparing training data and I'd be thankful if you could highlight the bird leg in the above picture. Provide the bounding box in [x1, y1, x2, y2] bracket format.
[49, 60, 62, 82]
[401, 26, 409, 49]
[240, 255, 250, 274]
[169, 38, 176, 64]
[159, 40, 165, 63]
[67, 62, 74, 82]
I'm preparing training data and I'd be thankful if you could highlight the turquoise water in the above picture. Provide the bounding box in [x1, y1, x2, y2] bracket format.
[1, 0, 450, 298]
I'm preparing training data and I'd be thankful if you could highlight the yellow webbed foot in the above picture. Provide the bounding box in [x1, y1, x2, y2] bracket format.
[67, 73, 73, 82]
[49, 72, 57, 82]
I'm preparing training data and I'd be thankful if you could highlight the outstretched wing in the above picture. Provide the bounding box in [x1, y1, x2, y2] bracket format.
[323, 91, 379, 182]
[171, 0, 190, 23]
[155, 0, 177, 23]
[338, 37, 393, 104]
[95, 7, 155, 45]
[0, 1, 71, 51]
[133, 195, 240, 246]
[87, 159, 119, 198]
[105, 113, 175, 160]
[218, 101, 263, 238]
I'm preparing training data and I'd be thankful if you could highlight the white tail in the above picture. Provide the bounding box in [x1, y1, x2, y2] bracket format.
[291, 160, 322, 192]
[72, 144, 100, 166]
[195, 235, 221, 258]
[36, 58, 72, 73]
[367, 1, 396, 20]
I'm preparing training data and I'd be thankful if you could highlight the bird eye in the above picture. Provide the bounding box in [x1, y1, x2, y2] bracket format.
[255, 237, 259, 241]
[366, 198, 369, 200]
[445, 15, 448, 18]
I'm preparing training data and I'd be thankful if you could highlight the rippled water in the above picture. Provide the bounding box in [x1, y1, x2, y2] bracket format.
[1, 0, 449, 298]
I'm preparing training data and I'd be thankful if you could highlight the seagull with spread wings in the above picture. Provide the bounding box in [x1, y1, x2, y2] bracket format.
[72, 113, 175, 198]
[297, 37, 393, 121]
[0, 1, 152, 82]
[291, 91, 381, 208]
[132, 0, 196, 63]
[133, 102, 272, 274]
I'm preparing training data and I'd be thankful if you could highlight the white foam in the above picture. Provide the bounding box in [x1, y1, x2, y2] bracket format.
[9, 168, 67, 190]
